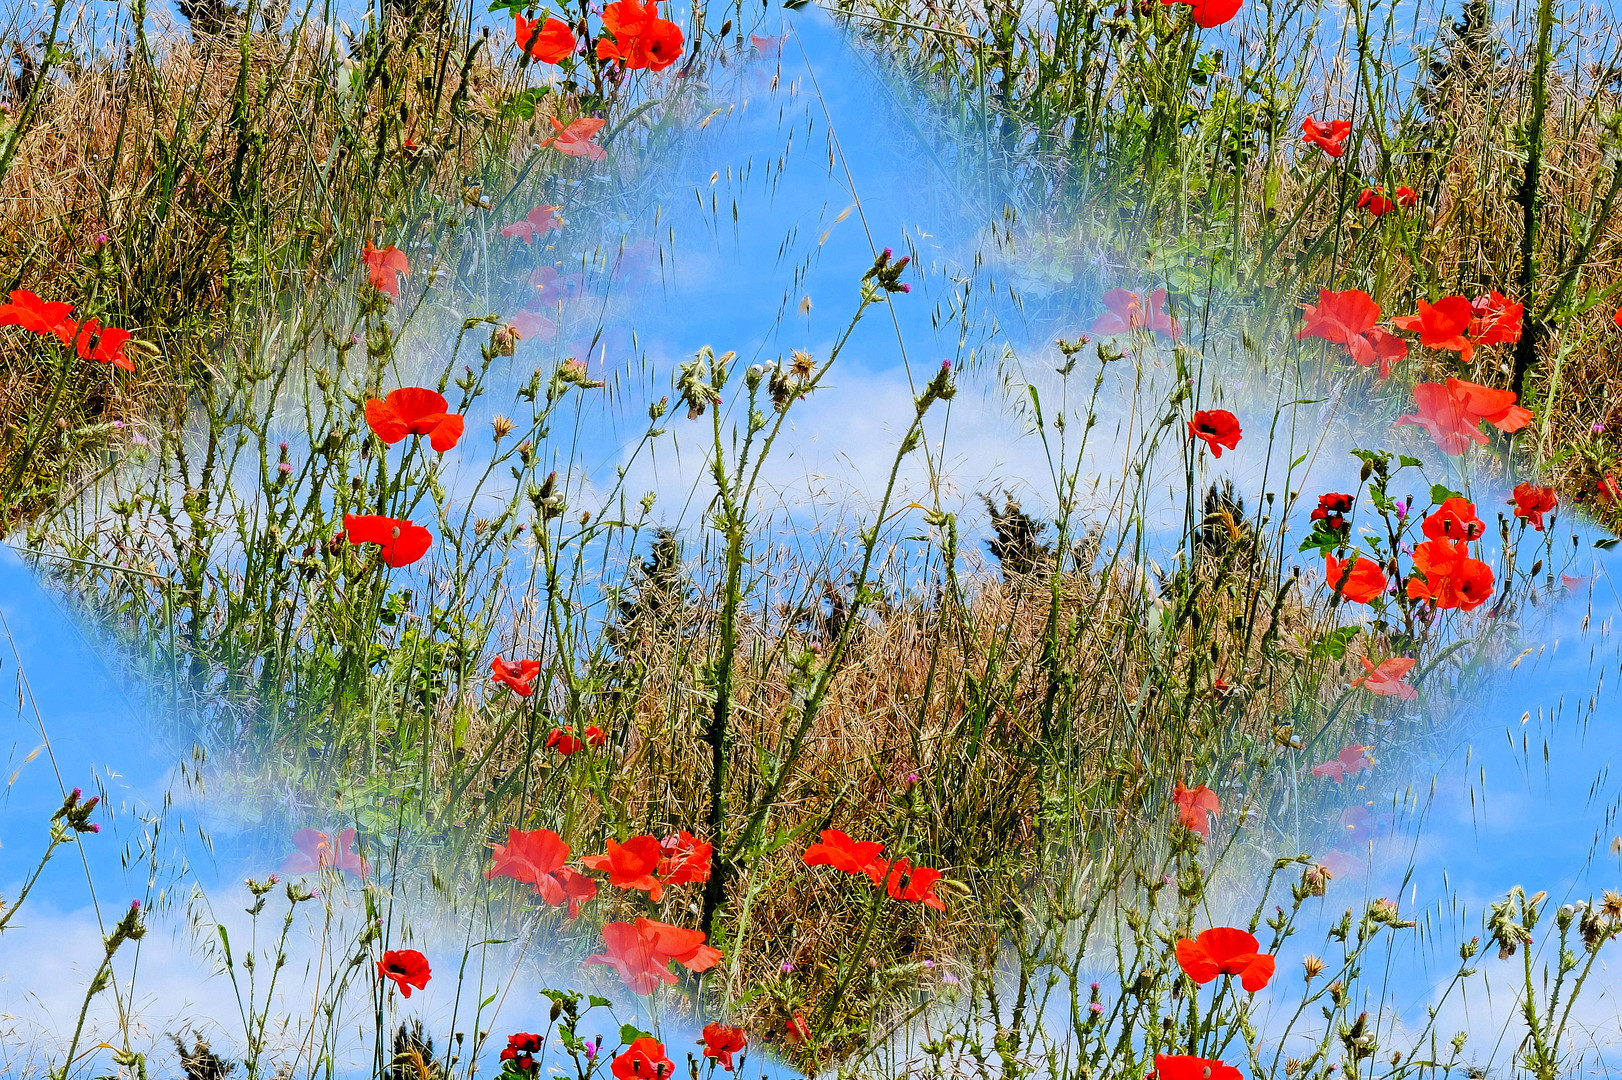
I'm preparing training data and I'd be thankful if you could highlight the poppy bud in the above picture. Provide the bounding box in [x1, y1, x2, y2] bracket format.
[550, 998, 563, 1021]
[1360, 459, 1373, 482]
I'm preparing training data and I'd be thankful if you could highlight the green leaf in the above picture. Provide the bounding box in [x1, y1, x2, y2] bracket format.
[588, 995, 611, 1008]
[1429, 483, 1463, 505]
[619, 1023, 653, 1045]
[1309, 625, 1361, 660]
[1398, 455, 1422, 468]
[1596, 537, 1619, 550]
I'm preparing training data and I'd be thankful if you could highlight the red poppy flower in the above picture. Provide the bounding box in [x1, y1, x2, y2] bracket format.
[59, 319, 135, 371]
[547, 727, 603, 755]
[1188, 409, 1241, 458]
[1421, 496, 1485, 542]
[343, 513, 432, 567]
[583, 918, 722, 995]
[1340, 804, 1393, 841]
[1090, 287, 1181, 340]
[491, 656, 541, 696]
[487, 828, 598, 916]
[802, 829, 886, 877]
[1324, 552, 1387, 604]
[1157, 0, 1242, 28]
[611, 1037, 674, 1080]
[1469, 291, 1523, 346]
[750, 33, 783, 54]
[510, 310, 558, 342]
[582, 835, 666, 900]
[1448, 378, 1533, 434]
[871, 858, 947, 910]
[700, 1023, 748, 1072]
[1173, 783, 1220, 838]
[281, 826, 370, 877]
[0, 289, 75, 337]
[501, 204, 565, 243]
[658, 830, 713, 886]
[1311, 492, 1354, 531]
[364, 387, 465, 452]
[1155, 1055, 1243, 1080]
[1350, 656, 1416, 701]
[1175, 926, 1276, 991]
[530, 264, 586, 304]
[785, 1013, 810, 1043]
[515, 13, 576, 63]
[1614, 305, 1622, 330]
[1357, 188, 1397, 216]
[1395, 185, 1417, 206]
[1296, 288, 1408, 378]
[1302, 116, 1352, 157]
[596, 0, 685, 70]
[1312, 740, 1380, 780]
[1510, 482, 1557, 530]
[501, 1032, 543, 1072]
[540, 116, 608, 161]
[363, 243, 409, 299]
[1406, 538, 1494, 611]
[1394, 382, 1487, 455]
[378, 949, 431, 997]
[1601, 475, 1622, 503]
[1391, 295, 1475, 362]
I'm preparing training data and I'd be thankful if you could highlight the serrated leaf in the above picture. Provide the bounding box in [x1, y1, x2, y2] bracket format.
[1430, 483, 1463, 505]
[1398, 455, 1422, 468]
[588, 995, 611, 1008]
[620, 1023, 653, 1045]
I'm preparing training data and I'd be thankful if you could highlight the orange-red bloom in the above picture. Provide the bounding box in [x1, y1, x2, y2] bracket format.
[1396, 379, 1532, 455]
[699, 1023, 748, 1072]
[344, 513, 432, 567]
[1188, 409, 1241, 458]
[785, 1013, 810, 1042]
[1324, 552, 1387, 604]
[363, 243, 409, 298]
[540, 116, 608, 161]
[501, 204, 565, 243]
[63, 319, 136, 372]
[1157, 0, 1242, 28]
[1175, 926, 1276, 992]
[1302, 116, 1352, 157]
[546, 726, 606, 755]
[1470, 291, 1523, 346]
[584, 918, 722, 995]
[1173, 783, 1220, 838]
[872, 858, 947, 910]
[378, 949, 431, 997]
[596, 0, 685, 70]
[1350, 656, 1416, 701]
[611, 1037, 674, 1080]
[1422, 497, 1485, 542]
[487, 827, 598, 916]
[1449, 378, 1534, 433]
[1392, 295, 1475, 362]
[658, 830, 713, 886]
[1155, 1055, 1243, 1080]
[364, 387, 465, 452]
[515, 13, 576, 63]
[1090, 287, 1181, 340]
[1296, 288, 1408, 378]
[281, 826, 370, 877]
[1357, 186, 1415, 216]
[582, 835, 667, 900]
[802, 829, 886, 876]
[0, 289, 75, 336]
[1311, 741, 1379, 780]
[1406, 538, 1494, 611]
[491, 656, 541, 696]
[1510, 482, 1557, 530]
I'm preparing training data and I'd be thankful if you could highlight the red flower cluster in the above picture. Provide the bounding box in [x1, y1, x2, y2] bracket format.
[1156, 1055, 1243, 1080]
[540, 116, 608, 161]
[1158, 0, 1241, 27]
[1324, 552, 1386, 604]
[0, 289, 137, 371]
[699, 1023, 748, 1072]
[515, 13, 576, 64]
[1395, 378, 1533, 455]
[365, 387, 464, 452]
[488, 827, 599, 917]
[1312, 741, 1378, 780]
[1187, 409, 1242, 458]
[281, 826, 370, 877]
[582, 831, 713, 901]
[1509, 482, 1557, 531]
[363, 243, 409, 299]
[1311, 492, 1354, 532]
[1175, 926, 1276, 992]
[344, 514, 433, 567]
[1390, 292, 1522, 364]
[612, 1037, 674, 1080]
[1357, 185, 1416, 216]
[1302, 116, 1352, 156]
[1407, 539, 1494, 611]
[584, 918, 723, 995]
[800, 830, 948, 910]
[501, 204, 564, 243]
[500, 1032, 543, 1074]
[378, 948, 431, 997]
[596, 0, 684, 70]
[491, 656, 541, 696]
[1297, 289, 1408, 378]
[1173, 783, 1220, 838]
[546, 725, 607, 754]
[1090, 287, 1181, 340]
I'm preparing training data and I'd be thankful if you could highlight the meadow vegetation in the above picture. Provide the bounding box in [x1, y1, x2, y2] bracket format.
[1, 0, 1620, 1076]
